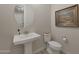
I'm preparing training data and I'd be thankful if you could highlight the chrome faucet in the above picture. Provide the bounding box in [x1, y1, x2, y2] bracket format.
[18, 28, 20, 35]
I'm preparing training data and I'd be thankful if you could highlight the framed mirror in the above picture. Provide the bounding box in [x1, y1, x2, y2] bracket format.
[14, 5, 24, 30]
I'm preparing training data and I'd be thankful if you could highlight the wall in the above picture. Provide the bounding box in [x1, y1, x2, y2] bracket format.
[51, 4, 79, 54]
[0, 4, 24, 54]
[24, 4, 51, 53]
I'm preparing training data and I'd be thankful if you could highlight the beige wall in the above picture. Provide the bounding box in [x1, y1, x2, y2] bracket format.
[0, 4, 16, 53]
[0, 4, 24, 54]
[51, 4, 79, 54]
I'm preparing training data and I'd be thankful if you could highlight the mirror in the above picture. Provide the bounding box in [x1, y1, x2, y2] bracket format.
[14, 5, 34, 34]
[15, 5, 24, 30]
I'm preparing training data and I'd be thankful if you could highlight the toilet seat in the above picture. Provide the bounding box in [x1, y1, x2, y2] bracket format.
[48, 41, 62, 51]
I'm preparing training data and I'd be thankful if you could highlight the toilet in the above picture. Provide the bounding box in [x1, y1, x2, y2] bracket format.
[43, 33, 62, 54]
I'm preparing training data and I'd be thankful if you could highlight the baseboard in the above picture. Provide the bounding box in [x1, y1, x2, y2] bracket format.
[33, 47, 45, 54]
[0, 50, 10, 54]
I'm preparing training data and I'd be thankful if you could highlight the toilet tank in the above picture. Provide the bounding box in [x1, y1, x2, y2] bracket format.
[43, 33, 51, 42]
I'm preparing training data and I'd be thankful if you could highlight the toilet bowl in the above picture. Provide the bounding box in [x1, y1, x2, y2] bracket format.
[43, 33, 62, 54]
[47, 41, 62, 54]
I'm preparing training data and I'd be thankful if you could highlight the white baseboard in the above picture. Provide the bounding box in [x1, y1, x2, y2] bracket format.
[33, 47, 45, 54]
[0, 50, 10, 54]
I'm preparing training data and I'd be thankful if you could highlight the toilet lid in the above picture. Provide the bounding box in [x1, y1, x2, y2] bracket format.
[48, 41, 62, 48]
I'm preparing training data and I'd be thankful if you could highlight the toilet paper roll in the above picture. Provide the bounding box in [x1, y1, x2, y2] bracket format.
[63, 37, 67, 41]
[63, 37, 68, 43]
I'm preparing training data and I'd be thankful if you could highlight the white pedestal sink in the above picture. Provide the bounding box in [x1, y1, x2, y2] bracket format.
[13, 32, 41, 54]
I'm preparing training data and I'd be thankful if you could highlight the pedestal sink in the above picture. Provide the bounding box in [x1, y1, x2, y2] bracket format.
[13, 32, 41, 54]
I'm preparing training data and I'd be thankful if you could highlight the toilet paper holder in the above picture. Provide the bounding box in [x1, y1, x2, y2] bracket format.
[63, 36, 68, 43]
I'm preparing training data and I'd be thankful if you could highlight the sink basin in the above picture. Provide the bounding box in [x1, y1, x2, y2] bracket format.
[13, 32, 41, 54]
[13, 32, 41, 45]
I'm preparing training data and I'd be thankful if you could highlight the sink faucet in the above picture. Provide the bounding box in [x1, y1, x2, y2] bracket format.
[17, 28, 20, 35]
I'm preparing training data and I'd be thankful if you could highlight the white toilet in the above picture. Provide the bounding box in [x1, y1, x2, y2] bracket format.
[43, 33, 62, 54]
